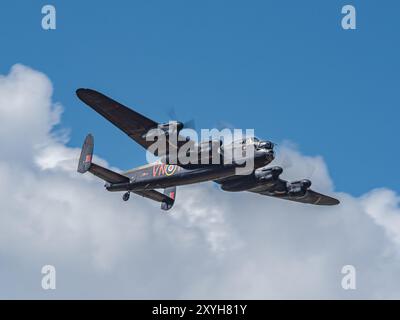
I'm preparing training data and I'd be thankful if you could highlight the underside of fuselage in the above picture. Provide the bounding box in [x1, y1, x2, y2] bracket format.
[106, 154, 273, 192]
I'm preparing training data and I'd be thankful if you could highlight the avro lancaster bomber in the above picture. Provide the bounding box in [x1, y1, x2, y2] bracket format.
[76, 89, 340, 210]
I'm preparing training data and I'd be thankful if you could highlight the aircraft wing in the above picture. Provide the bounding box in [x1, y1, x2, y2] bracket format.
[249, 178, 340, 206]
[76, 88, 186, 155]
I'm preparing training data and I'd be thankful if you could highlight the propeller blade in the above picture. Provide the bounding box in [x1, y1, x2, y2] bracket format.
[166, 106, 196, 130]
[167, 106, 178, 120]
[280, 154, 293, 170]
[183, 119, 196, 130]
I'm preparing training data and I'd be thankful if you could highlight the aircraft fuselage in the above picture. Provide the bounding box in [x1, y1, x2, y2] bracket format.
[106, 150, 274, 192]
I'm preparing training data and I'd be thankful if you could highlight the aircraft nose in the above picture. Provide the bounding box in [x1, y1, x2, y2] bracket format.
[259, 140, 274, 150]
[267, 149, 275, 160]
[260, 148, 274, 161]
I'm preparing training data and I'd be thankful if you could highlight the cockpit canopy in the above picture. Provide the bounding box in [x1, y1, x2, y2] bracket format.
[232, 136, 273, 150]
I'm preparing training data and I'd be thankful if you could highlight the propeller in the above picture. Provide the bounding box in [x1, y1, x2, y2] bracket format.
[215, 120, 235, 131]
[280, 153, 293, 170]
[166, 106, 196, 130]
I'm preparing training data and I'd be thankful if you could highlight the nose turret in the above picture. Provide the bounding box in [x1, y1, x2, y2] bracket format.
[258, 140, 274, 150]
[255, 147, 274, 164]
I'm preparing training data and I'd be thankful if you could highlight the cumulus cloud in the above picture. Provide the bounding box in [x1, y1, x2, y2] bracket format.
[1, 64, 400, 299]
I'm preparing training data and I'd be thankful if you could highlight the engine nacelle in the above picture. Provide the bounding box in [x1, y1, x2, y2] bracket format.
[221, 166, 282, 192]
[158, 121, 184, 132]
[254, 166, 283, 182]
[142, 121, 184, 140]
[286, 179, 312, 196]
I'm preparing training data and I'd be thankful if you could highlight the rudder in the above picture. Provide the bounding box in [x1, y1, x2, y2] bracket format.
[161, 186, 176, 211]
[77, 134, 94, 173]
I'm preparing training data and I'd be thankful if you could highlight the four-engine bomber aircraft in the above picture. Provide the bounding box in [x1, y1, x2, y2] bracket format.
[76, 89, 340, 210]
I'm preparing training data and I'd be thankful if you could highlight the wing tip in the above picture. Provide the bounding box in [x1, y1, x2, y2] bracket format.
[76, 88, 91, 99]
[309, 190, 340, 206]
[318, 196, 340, 206]
[76, 88, 105, 106]
[327, 198, 340, 206]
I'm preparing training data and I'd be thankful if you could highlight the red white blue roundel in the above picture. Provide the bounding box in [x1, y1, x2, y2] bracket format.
[165, 165, 177, 176]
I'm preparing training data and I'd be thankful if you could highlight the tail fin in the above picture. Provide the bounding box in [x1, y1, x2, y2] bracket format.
[77, 134, 130, 184]
[77, 134, 94, 173]
[161, 186, 176, 211]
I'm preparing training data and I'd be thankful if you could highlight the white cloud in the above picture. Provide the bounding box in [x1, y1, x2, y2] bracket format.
[1, 64, 400, 299]
[362, 189, 400, 249]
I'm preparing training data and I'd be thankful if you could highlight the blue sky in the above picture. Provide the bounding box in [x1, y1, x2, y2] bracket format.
[1, 0, 399, 196]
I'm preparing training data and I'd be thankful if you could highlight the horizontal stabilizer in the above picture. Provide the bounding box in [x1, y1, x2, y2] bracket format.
[134, 186, 176, 211]
[89, 163, 130, 184]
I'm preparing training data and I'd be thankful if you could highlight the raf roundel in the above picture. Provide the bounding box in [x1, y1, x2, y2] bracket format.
[165, 165, 177, 176]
